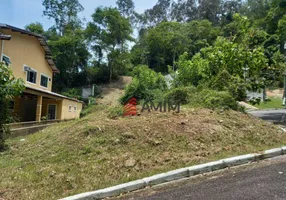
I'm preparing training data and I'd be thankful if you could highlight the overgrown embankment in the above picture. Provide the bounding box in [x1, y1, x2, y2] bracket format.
[0, 105, 285, 200]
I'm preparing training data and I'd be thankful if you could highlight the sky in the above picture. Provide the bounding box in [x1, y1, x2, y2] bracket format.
[0, 0, 157, 30]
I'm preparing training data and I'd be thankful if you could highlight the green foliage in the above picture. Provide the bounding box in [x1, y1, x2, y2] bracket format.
[42, 0, 84, 35]
[86, 7, 133, 83]
[25, 22, 45, 35]
[207, 70, 248, 101]
[0, 62, 24, 151]
[249, 97, 262, 106]
[120, 65, 167, 104]
[107, 106, 124, 119]
[164, 86, 196, 105]
[131, 20, 218, 72]
[61, 88, 82, 99]
[49, 30, 90, 91]
[80, 105, 95, 118]
[190, 89, 239, 110]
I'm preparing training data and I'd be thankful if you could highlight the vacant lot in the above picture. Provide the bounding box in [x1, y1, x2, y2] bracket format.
[1, 106, 285, 200]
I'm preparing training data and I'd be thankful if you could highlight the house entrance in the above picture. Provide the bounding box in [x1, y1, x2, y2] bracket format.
[47, 104, 57, 120]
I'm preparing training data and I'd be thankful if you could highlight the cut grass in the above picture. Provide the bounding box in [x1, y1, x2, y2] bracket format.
[256, 97, 285, 110]
[1, 105, 286, 200]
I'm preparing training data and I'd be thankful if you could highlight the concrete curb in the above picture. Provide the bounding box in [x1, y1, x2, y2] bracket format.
[60, 146, 286, 200]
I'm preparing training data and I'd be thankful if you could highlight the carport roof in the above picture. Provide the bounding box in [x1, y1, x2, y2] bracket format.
[0, 23, 60, 73]
[25, 85, 83, 103]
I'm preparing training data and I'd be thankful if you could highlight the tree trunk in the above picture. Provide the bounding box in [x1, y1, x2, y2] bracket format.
[109, 59, 112, 84]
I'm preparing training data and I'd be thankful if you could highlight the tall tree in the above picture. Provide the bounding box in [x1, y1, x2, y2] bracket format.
[49, 29, 90, 91]
[42, 0, 84, 36]
[86, 7, 133, 82]
[25, 22, 45, 35]
[116, 0, 135, 18]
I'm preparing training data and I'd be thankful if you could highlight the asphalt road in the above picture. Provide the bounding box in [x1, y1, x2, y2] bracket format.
[249, 109, 286, 124]
[118, 156, 286, 200]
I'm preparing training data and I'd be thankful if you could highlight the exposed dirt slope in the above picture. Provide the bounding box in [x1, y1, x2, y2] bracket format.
[267, 88, 283, 98]
[1, 106, 285, 200]
[96, 76, 132, 106]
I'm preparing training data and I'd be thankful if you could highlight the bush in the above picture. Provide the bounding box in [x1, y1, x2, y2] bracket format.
[107, 106, 124, 119]
[189, 89, 238, 110]
[120, 65, 167, 104]
[0, 62, 24, 151]
[62, 88, 82, 100]
[80, 105, 95, 118]
[206, 70, 248, 101]
[164, 86, 196, 104]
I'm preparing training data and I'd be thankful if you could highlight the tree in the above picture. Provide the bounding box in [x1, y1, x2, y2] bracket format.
[0, 62, 24, 151]
[86, 7, 133, 82]
[49, 29, 90, 91]
[131, 20, 218, 72]
[25, 22, 45, 35]
[116, 0, 135, 18]
[42, 0, 84, 36]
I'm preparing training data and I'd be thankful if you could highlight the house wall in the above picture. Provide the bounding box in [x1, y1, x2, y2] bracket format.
[0, 29, 53, 91]
[61, 99, 82, 120]
[42, 99, 63, 120]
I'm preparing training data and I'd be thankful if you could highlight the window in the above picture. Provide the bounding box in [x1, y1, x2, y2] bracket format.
[74, 106, 77, 112]
[2, 55, 11, 66]
[68, 105, 72, 112]
[26, 67, 37, 84]
[40, 74, 48, 88]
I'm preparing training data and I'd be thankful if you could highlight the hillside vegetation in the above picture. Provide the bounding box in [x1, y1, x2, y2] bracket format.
[1, 106, 285, 200]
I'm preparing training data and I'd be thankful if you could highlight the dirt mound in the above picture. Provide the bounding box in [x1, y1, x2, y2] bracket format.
[267, 88, 283, 98]
[1, 106, 285, 199]
[97, 76, 132, 106]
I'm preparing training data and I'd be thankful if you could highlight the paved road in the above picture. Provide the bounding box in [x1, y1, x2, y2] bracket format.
[118, 156, 286, 200]
[249, 109, 286, 124]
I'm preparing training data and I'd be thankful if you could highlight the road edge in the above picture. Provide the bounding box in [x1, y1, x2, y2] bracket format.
[60, 147, 286, 200]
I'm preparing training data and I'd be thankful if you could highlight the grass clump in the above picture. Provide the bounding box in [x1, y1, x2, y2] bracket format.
[107, 106, 124, 119]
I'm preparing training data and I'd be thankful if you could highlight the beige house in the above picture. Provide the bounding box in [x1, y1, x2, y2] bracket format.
[0, 23, 83, 122]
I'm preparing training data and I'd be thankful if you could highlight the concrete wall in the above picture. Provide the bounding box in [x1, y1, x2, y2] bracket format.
[1, 29, 53, 91]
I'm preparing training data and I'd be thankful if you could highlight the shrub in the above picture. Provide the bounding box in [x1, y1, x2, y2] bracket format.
[189, 89, 238, 110]
[80, 105, 95, 118]
[120, 65, 167, 104]
[62, 88, 82, 100]
[164, 86, 196, 104]
[0, 62, 24, 151]
[205, 70, 248, 101]
[107, 106, 124, 119]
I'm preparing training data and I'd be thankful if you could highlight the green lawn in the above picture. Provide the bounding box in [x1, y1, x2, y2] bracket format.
[256, 97, 285, 109]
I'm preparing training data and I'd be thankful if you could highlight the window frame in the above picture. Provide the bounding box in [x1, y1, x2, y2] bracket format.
[40, 73, 49, 88]
[24, 65, 37, 85]
[2, 54, 11, 66]
[74, 105, 77, 112]
[68, 105, 72, 112]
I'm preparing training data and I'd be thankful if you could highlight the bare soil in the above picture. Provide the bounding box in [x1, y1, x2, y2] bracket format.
[97, 76, 132, 106]
[267, 88, 284, 98]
